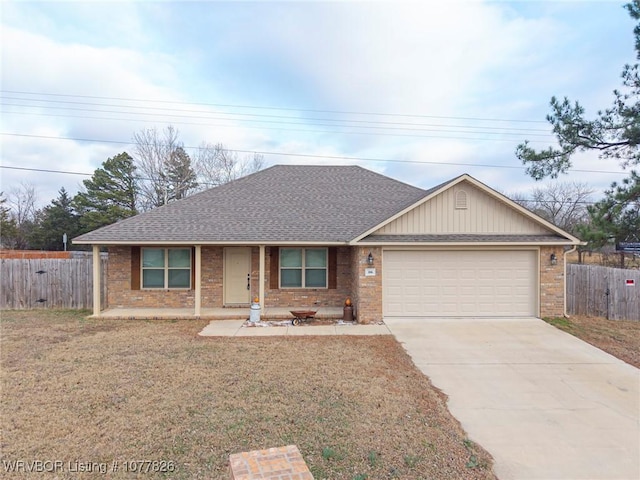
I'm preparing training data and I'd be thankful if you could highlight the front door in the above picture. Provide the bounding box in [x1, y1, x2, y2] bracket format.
[224, 247, 252, 306]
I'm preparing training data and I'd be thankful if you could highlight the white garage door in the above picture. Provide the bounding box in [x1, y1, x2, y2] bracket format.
[383, 250, 537, 317]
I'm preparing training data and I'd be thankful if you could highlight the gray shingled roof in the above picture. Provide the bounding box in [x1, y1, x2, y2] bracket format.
[73, 165, 429, 244]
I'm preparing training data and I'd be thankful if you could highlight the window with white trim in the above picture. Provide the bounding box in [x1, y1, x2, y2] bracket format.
[142, 248, 191, 289]
[280, 248, 327, 288]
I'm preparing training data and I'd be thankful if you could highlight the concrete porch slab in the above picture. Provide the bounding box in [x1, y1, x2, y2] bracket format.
[95, 306, 344, 321]
[198, 320, 245, 336]
[198, 321, 391, 337]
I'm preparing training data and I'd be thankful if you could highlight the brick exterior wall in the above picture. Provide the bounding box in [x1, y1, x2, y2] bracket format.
[107, 246, 223, 308]
[107, 244, 565, 320]
[539, 245, 565, 318]
[351, 246, 383, 324]
[107, 245, 356, 311]
[202, 247, 224, 307]
[263, 246, 353, 309]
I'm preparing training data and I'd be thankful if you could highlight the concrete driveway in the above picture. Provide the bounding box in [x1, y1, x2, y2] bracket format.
[385, 317, 639, 480]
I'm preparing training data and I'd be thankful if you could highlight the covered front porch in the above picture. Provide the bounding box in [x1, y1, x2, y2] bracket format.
[95, 306, 345, 321]
[90, 244, 368, 321]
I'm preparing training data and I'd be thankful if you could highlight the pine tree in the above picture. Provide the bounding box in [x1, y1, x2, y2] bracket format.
[31, 188, 81, 250]
[74, 152, 139, 232]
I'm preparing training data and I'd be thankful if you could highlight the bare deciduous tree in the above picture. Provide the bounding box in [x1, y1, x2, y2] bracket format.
[193, 142, 264, 188]
[5, 182, 40, 249]
[132, 125, 198, 209]
[511, 182, 594, 234]
[7, 182, 39, 225]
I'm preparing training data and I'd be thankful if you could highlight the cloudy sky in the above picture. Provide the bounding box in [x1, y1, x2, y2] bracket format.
[1, 0, 636, 208]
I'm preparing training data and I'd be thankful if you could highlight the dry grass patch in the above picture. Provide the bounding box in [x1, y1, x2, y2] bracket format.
[544, 315, 640, 368]
[1, 310, 494, 480]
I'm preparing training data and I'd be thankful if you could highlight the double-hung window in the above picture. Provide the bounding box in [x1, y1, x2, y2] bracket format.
[280, 248, 327, 288]
[142, 248, 191, 289]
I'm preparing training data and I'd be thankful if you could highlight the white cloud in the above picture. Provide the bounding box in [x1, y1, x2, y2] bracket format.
[253, 2, 561, 116]
[0, 0, 633, 210]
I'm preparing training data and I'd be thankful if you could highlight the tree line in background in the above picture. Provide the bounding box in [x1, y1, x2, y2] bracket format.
[0, 155, 627, 255]
[0, 125, 263, 250]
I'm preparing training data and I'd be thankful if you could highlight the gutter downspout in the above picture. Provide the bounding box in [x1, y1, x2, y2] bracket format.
[563, 245, 578, 318]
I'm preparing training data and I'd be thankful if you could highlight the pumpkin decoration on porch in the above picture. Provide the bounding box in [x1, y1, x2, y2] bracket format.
[345, 297, 352, 307]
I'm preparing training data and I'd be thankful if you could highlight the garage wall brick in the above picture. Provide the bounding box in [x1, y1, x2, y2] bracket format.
[539, 246, 565, 318]
[353, 246, 382, 324]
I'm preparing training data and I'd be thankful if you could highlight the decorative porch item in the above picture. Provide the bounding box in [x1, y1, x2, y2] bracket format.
[290, 310, 317, 326]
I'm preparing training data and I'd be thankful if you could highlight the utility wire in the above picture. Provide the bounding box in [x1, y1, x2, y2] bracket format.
[0, 166, 602, 205]
[2, 109, 554, 141]
[0, 96, 552, 133]
[0, 89, 549, 124]
[0, 133, 627, 176]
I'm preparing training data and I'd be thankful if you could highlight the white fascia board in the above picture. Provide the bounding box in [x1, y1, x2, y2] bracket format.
[72, 240, 348, 246]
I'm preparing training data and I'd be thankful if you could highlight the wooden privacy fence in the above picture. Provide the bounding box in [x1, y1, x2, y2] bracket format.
[566, 264, 640, 321]
[0, 257, 108, 309]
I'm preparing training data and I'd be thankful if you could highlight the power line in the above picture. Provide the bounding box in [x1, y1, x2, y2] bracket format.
[0, 89, 549, 124]
[2, 110, 554, 142]
[0, 132, 628, 176]
[1, 165, 92, 176]
[0, 95, 553, 133]
[0, 166, 603, 205]
[0, 164, 220, 187]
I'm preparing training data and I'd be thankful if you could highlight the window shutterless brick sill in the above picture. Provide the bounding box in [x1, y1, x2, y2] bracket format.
[229, 445, 313, 480]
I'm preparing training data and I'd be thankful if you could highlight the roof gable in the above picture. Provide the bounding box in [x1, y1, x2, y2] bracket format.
[353, 174, 581, 244]
[374, 179, 549, 235]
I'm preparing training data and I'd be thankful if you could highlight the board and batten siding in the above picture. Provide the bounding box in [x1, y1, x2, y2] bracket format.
[374, 181, 549, 235]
